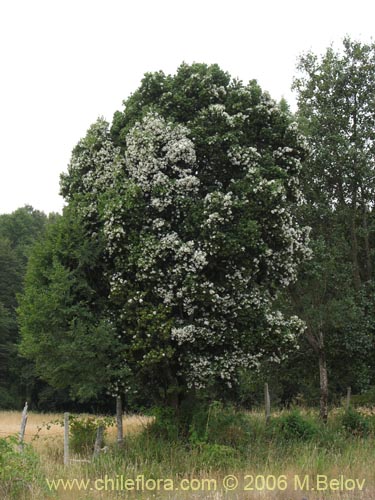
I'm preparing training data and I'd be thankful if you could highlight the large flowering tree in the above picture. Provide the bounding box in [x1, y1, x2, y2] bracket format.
[23, 63, 310, 407]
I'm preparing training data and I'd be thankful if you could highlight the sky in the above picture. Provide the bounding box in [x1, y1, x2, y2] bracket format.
[0, 0, 374, 215]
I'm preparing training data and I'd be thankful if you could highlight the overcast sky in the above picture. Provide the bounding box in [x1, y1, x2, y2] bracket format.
[0, 0, 374, 215]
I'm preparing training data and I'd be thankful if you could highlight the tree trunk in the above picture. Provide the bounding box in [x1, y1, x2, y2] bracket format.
[165, 367, 181, 413]
[116, 395, 124, 448]
[264, 383, 271, 424]
[318, 346, 328, 423]
[350, 208, 361, 290]
[304, 328, 329, 423]
[362, 201, 372, 282]
[350, 99, 362, 290]
[166, 391, 179, 412]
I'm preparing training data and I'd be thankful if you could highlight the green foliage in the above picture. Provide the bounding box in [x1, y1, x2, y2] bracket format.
[272, 409, 317, 441]
[147, 400, 252, 452]
[0, 206, 50, 410]
[69, 417, 99, 454]
[146, 407, 180, 442]
[341, 408, 371, 437]
[114, 406, 375, 478]
[0, 206, 48, 267]
[0, 436, 44, 499]
[350, 386, 375, 407]
[18, 208, 121, 401]
[14, 45, 375, 412]
[54, 62, 310, 406]
[34, 414, 115, 454]
[284, 37, 375, 415]
[195, 443, 240, 469]
[190, 401, 251, 451]
[119, 404, 244, 470]
[69, 415, 114, 454]
[0, 387, 15, 409]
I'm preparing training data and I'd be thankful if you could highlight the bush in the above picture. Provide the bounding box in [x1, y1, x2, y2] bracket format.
[0, 436, 44, 499]
[272, 410, 317, 441]
[350, 387, 375, 407]
[190, 401, 251, 450]
[341, 408, 370, 437]
[69, 415, 114, 454]
[146, 401, 252, 452]
[146, 407, 180, 441]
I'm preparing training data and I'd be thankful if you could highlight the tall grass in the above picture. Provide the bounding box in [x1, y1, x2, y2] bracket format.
[1, 408, 375, 499]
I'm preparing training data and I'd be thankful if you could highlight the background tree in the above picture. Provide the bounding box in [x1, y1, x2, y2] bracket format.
[0, 206, 48, 408]
[0, 238, 22, 407]
[18, 206, 122, 404]
[292, 37, 375, 420]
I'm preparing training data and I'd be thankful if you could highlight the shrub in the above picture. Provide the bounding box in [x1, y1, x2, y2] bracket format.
[350, 387, 375, 407]
[273, 410, 317, 441]
[0, 436, 44, 499]
[69, 415, 114, 454]
[146, 407, 180, 442]
[190, 401, 251, 450]
[341, 408, 370, 437]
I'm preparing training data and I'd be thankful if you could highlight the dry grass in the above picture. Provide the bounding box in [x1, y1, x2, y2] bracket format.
[0, 410, 152, 460]
[1, 410, 375, 499]
[0, 410, 155, 499]
[0, 410, 64, 440]
[0, 410, 151, 441]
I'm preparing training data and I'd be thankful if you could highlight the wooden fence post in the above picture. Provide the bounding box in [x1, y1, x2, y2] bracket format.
[346, 386, 351, 411]
[93, 425, 104, 459]
[116, 396, 124, 447]
[264, 383, 271, 424]
[18, 402, 28, 452]
[64, 412, 69, 465]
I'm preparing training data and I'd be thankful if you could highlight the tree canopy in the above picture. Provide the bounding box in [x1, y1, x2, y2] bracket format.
[20, 63, 310, 406]
[290, 37, 375, 419]
[0, 206, 48, 408]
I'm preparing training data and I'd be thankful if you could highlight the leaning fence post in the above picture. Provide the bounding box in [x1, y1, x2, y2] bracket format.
[64, 412, 69, 465]
[93, 425, 104, 459]
[345, 386, 351, 411]
[116, 396, 124, 448]
[264, 383, 271, 424]
[18, 402, 28, 452]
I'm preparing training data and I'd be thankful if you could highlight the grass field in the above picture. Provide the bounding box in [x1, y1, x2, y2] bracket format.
[0, 410, 151, 443]
[1, 408, 375, 499]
